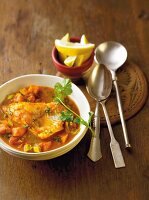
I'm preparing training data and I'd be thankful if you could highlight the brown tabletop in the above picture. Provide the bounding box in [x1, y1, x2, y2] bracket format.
[0, 1, 149, 200]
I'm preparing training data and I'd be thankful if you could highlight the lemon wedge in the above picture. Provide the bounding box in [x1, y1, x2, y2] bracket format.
[75, 34, 91, 66]
[80, 34, 89, 44]
[74, 52, 91, 66]
[58, 52, 67, 64]
[64, 56, 77, 67]
[58, 33, 70, 63]
[61, 33, 70, 42]
[55, 40, 95, 56]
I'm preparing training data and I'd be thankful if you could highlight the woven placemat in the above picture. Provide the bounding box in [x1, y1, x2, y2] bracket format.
[99, 62, 148, 125]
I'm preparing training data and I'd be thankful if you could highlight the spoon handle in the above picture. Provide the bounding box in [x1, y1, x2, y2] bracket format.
[87, 101, 102, 161]
[101, 101, 125, 168]
[113, 79, 131, 148]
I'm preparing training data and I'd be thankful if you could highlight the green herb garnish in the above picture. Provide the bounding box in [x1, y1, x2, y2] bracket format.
[54, 79, 72, 102]
[24, 144, 32, 152]
[60, 110, 74, 122]
[53, 136, 61, 143]
[54, 79, 95, 136]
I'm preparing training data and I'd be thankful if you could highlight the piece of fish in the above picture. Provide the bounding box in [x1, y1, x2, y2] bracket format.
[2, 102, 65, 139]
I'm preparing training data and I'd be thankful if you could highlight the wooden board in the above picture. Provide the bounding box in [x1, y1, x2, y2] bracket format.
[100, 62, 148, 124]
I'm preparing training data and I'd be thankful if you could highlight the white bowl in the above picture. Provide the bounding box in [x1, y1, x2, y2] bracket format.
[0, 74, 90, 160]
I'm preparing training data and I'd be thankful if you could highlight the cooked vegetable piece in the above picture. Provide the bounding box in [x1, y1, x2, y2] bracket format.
[27, 93, 36, 102]
[9, 136, 23, 145]
[24, 144, 32, 152]
[39, 141, 52, 152]
[14, 93, 24, 102]
[60, 132, 69, 143]
[28, 85, 40, 96]
[0, 124, 11, 135]
[12, 127, 27, 137]
[33, 145, 41, 153]
[7, 94, 14, 100]
[19, 88, 28, 96]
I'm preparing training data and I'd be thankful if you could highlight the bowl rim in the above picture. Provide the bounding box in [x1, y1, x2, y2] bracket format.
[0, 74, 90, 157]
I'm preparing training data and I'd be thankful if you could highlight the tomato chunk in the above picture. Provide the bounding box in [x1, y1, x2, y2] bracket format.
[27, 93, 36, 102]
[39, 141, 52, 152]
[14, 93, 24, 102]
[12, 127, 27, 137]
[9, 136, 23, 145]
[28, 86, 40, 96]
[60, 132, 68, 144]
[0, 124, 11, 135]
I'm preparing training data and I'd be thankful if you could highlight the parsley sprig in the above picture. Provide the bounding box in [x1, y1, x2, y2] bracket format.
[54, 79, 72, 102]
[60, 110, 74, 122]
[54, 79, 95, 136]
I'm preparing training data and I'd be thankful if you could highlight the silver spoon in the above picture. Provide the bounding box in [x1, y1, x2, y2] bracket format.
[86, 65, 102, 162]
[95, 41, 131, 148]
[87, 64, 125, 168]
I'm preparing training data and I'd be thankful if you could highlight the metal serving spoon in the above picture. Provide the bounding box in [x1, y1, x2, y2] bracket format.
[95, 41, 131, 148]
[87, 64, 125, 168]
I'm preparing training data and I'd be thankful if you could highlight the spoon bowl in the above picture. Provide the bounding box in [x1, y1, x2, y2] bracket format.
[95, 41, 127, 71]
[87, 64, 112, 101]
